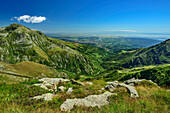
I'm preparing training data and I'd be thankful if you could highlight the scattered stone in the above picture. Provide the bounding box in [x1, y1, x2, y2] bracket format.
[33, 78, 70, 91]
[105, 84, 115, 92]
[101, 88, 105, 91]
[33, 83, 57, 91]
[60, 92, 117, 112]
[124, 78, 144, 84]
[66, 88, 73, 94]
[86, 82, 93, 85]
[113, 81, 118, 83]
[33, 84, 48, 90]
[107, 81, 119, 87]
[30, 93, 55, 101]
[59, 86, 66, 92]
[39, 78, 69, 85]
[44, 83, 53, 89]
[0, 64, 5, 70]
[129, 83, 135, 86]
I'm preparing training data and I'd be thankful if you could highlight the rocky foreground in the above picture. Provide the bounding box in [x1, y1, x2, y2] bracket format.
[28, 77, 158, 112]
[60, 92, 117, 111]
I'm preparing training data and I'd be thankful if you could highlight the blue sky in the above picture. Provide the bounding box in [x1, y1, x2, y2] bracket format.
[1, 0, 170, 34]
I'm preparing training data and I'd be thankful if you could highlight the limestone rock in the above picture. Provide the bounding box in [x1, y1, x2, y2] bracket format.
[124, 78, 158, 86]
[105, 84, 115, 92]
[124, 78, 144, 84]
[106, 81, 139, 98]
[59, 86, 66, 92]
[101, 88, 105, 91]
[33, 84, 48, 90]
[129, 83, 135, 86]
[107, 81, 119, 87]
[33, 78, 69, 91]
[66, 88, 73, 94]
[118, 83, 139, 98]
[86, 82, 93, 85]
[30, 93, 55, 101]
[33, 83, 57, 91]
[60, 92, 117, 112]
[39, 78, 69, 85]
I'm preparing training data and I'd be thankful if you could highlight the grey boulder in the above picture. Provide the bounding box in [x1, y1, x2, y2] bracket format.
[30, 93, 55, 101]
[60, 92, 117, 112]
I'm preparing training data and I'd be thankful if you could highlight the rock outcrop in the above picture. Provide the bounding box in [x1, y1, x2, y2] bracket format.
[86, 82, 93, 85]
[33, 84, 49, 90]
[119, 83, 139, 98]
[105, 78, 159, 98]
[30, 93, 55, 101]
[33, 78, 70, 91]
[66, 88, 73, 94]
[33, 78, 85, 92]
[60, 92, 117, 112]
[39, 78, 70, 85]
[124, 78, 158, 86]
[106, 81, 139, 98]
[58, 86, 66, 92]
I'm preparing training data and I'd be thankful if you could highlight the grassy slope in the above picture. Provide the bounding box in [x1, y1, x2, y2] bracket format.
[0, 79, 169, 113]
[100, 64, 170, 87]
[0, 61, 59, 83]
[0, 23, 104, 75]
[102, 39, 170, 69]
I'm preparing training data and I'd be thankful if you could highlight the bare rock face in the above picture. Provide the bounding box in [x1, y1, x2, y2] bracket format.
[30, 93, 55, 101]
[106, 81, 139, 98]
[60, 92, 117, 112]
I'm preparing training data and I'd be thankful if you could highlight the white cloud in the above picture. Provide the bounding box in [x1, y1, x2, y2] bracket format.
[12, 15, 46, 23]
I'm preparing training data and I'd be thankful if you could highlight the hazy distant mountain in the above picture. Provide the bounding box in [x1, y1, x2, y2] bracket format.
[48, 35, 161, 53]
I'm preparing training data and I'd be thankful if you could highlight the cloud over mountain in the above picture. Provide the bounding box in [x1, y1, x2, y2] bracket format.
[12, 15, 46, 23]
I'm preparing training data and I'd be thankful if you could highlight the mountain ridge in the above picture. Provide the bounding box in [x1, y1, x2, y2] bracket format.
[102, 39, 170, 69]
[0, 23, 103, 76]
